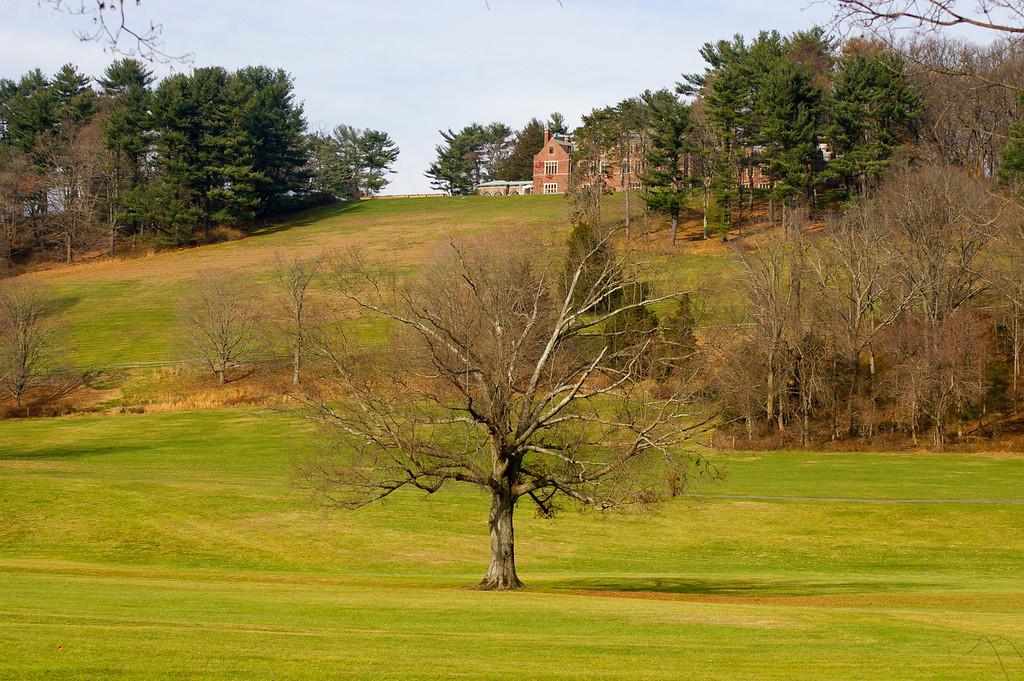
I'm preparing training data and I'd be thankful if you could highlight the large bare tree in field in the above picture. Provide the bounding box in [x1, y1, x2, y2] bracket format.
[178, 273, 262, 386]
[0, 284, 61, 408]
[299, 227, 716, 590]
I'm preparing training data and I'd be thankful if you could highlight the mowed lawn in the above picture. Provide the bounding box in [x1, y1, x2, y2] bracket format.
[2, 409, 1023, 679]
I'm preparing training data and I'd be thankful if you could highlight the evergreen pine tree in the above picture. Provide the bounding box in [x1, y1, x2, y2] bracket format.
[825, 48, 921, 196]
[51, 63, 97, 124]
[641, 89, 692, 246]
[758, 57, 823, 208]
[425, 124, 488, 195]
[496, 118, 544, 181]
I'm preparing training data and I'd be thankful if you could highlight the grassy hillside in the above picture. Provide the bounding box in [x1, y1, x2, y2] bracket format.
[1, 408, 1023, 679]
[17, 194, 590, 367]
[6, 192, 731, 385]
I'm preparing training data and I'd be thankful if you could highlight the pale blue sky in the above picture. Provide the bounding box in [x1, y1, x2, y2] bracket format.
[1, 0, 834, 193]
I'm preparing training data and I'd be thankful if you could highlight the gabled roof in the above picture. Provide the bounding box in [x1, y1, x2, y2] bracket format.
[538, 138, 572, 159]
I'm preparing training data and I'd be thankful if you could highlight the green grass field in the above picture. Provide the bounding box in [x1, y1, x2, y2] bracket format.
[2, 408, 1023, 679]
[3, 193, 1021, 679]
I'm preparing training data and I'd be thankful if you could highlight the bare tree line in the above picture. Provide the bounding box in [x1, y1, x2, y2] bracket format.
[0, 251, 329, 413]
[714, 163, 1024, 448]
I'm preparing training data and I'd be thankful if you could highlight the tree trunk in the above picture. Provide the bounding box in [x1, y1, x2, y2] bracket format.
[736, 176, 744, 226]
[1, 226, 11, 268]
[802, 407, 809, 447]
[292, 338, 302, 386]
[669, 208, 679, 247]
[848, 355, 860, 438]
[474, 485, 523, 590]
[701, 184, 710, 239]
[623, 159, 631, 238]
[748, 165, 755, 211]
[109, 217, 117, 258]
[1014, 309, 1020, 413]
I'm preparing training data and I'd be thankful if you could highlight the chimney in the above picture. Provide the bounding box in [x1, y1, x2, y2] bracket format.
[543, 127, 551, 145]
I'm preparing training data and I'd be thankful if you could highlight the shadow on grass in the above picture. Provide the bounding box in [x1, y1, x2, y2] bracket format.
[249, 201, 368, 238]
[544, 576, 923, 597]
[0, 444, 131, 461]
[52, 293, 83, 314]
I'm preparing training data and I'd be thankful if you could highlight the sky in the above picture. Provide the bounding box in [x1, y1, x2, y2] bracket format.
[1, 0, 835, 194]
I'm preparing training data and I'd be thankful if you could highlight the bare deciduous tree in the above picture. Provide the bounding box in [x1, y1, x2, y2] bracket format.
[178, 273, 262, 386]
[0, 283, 61, 408]
[299, 227, 716, 590]
[905, 37, 1024, 177]
[36, 123, 106, 264]
[271, 252, 322, 386]
[885, 309, 990, 446]
[36, 1, 190, 63]
[880, 165, 993, 445]
[990, 204, 1024, 410]
[807, 203, 914, 436]
[737, 237, 799, 432]
[884, 165, 991, 326]
[0, 153, 32, 270]
[831, 0, 1024, 37]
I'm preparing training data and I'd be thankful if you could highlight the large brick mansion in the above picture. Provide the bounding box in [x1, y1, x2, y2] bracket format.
[476, 128, 774, 197]
[476, 128, 640, 197]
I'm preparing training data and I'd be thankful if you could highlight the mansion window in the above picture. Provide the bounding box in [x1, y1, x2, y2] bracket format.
[545, 161, 559, 175]
[543, 183, 559, 194]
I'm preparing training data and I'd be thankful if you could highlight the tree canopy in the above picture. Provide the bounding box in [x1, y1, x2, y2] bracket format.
[0, 59, 397, 260]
